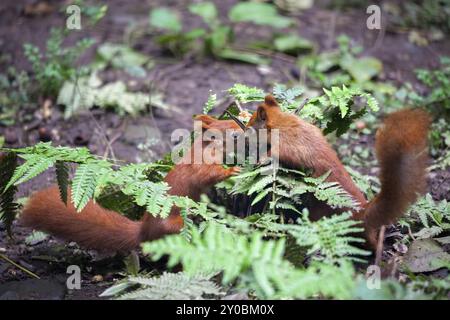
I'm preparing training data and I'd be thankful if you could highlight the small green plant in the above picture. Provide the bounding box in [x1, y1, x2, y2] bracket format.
[385, 0, 450, 33]
[230, 163, 360, 215]
[101, 272, 224, 300]
[0, 67, 31, 125]
[56, 72, 172, 119]
[23, 28, 95, 98]
[149, 2, 293, 64]
[70, 0, 108, 25]
[405, 194, 450, 240]
[297, 35, 395, 109]
[227, 82, 379, 136]
[0, 153, 19, 237]
[142, 223, 358, 299]
[411, 57, 450, 114]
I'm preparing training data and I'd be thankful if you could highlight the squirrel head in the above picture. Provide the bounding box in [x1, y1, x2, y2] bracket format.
[247, 95, 304, 131]
[247, 95, 285, 130]
[192, 115, 244, 165]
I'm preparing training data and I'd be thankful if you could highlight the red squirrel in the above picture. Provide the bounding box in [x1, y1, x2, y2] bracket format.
[20, 116, 242, 252]
[247, 95, 430, 249]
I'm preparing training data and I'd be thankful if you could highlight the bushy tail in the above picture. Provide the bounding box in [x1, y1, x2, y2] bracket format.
[21, 186, 142, 252]
[362, 109, 430, 248]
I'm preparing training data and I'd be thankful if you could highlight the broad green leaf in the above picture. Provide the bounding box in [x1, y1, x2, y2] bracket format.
[209, 26, 231, 51]
[218, 48, 269, 65]
[340, 55, 382, 83]
[189, 2, 218, 25]
[273, 34, 313, 55]
[97, 43, 151, 76]
[149, 8, 182, 32]
[229, 2, 293, 28]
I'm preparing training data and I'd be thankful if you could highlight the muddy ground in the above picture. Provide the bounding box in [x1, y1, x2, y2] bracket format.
[0, 0, 449, 299]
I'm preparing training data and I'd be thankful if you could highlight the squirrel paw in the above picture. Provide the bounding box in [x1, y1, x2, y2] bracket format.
[227, 166, 241, 176]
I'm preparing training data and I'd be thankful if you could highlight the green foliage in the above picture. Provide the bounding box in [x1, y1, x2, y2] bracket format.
[353, 277, 433, 300]
[55, 161, 69, 204]
[0, 67, 31, 125]
[96, 42, 153, 77]
[408, 275, 450, 300]
[57, 73, 169, 118]
[406, 194, 450, 240]
[227, 83, 265, 103]
[297, 35, 392, 108]
[272, 83, 303, 110]
[148, 2, 298, 62]
[1, 142, 194, 217]
[272, 33, 314, 55]
[149, 7, 182, 32]
[101, 272, 223, 300]
[202, 91, 217, 114]
[23, 28, 95, 98]
[413, 57, 450, 113]
[303, 85, 379, 136]
[385, 0, 450, 33]
[231, 163, 360, 216]
[143, 223, 358, 299]
[226, 83, 378, 137]
[189, 2, 218, 26]
[228, 2, 293, 28]
[286, 212, 369, 263]
[0, 153, 19, 237]
[25, 230, 49, 246]
[344, 166, 380, 200]
[70, 0, 108, 25]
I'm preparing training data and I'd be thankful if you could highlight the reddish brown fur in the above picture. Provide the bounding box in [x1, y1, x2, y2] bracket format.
[248, 95, 430, 249]
[362, 109, 430, 246]
[21, 116, 242, 252]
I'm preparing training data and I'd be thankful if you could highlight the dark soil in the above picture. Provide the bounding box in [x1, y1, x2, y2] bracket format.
[0, 0, 449, 299]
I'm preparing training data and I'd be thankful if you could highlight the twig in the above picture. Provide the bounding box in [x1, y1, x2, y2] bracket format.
[375, 226, 386, 267]
[0, 253, 40, 279]
[224, 110, 246, 131]
[294, 98, 310, 115]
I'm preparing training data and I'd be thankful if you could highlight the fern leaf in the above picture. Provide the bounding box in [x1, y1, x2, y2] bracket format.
[71, 162, 99, 211]
[0, 153, 19, 237]
[114, 272, 223, 300]
[248, 175, 274, 195]
[55, 161, 69, 205]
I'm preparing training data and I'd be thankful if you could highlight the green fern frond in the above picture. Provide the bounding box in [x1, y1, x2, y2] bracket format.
[0, 153, 19, 237]
[312, 181, 360, 210]
[116, 273, 223, 300]
[228, 83, 265, 103]
[71, 162, 110, 211]
[407, 194, 450, 237]
[143, 223, 287, 284]
[286, 211, 369, 263]
[55, 161, 69, 205]
[143, 222, 358, 299]
[203, 92, 217, 114]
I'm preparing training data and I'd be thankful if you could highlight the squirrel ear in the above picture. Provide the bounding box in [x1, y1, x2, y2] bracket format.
[264, 95, 278, 107]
